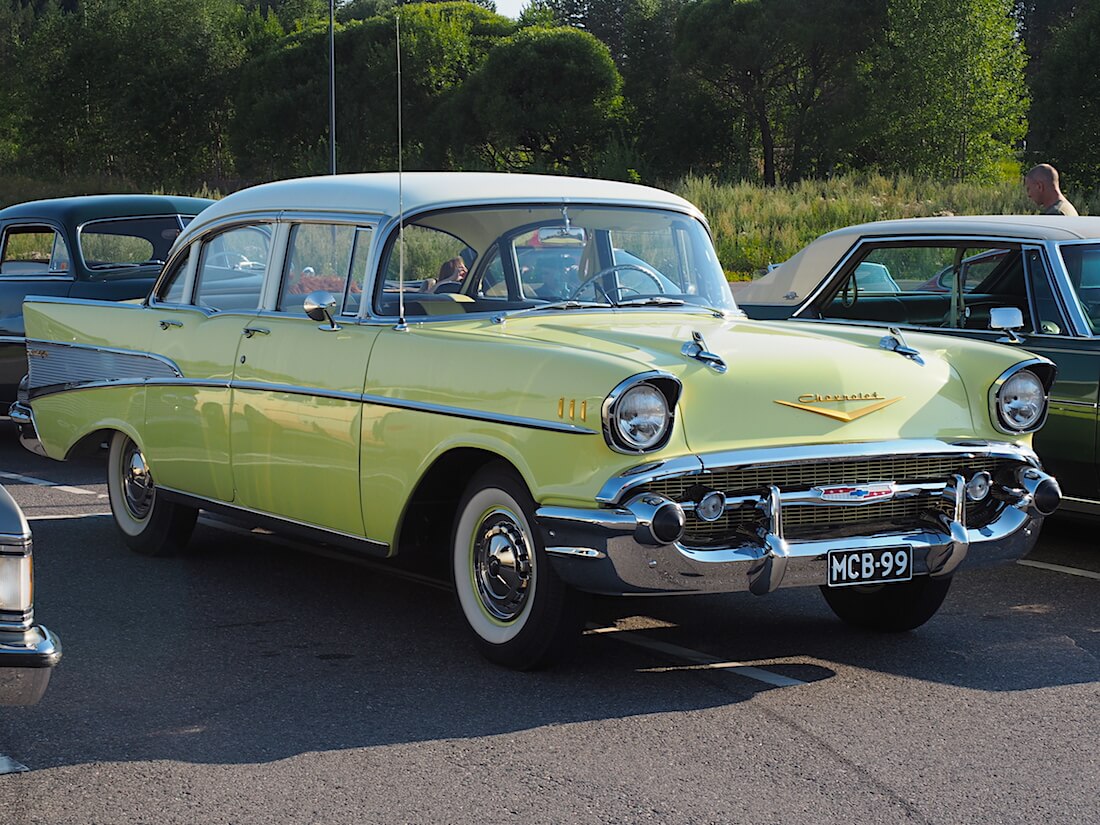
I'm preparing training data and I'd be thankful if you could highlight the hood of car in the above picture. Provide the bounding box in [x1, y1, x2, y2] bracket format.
[492, 311, 988, 452]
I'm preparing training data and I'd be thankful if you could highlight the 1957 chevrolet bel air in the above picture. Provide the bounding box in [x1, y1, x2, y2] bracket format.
[11, 173, 1062, 668]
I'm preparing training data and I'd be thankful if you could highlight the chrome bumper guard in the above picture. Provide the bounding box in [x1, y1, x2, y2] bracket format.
[537, 444, 1060, 596]
[0, 625, 61, 706]
[8, 401, 46, 457]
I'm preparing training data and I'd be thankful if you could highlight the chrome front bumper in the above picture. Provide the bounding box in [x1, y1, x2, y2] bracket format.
[537, 441, 1059, 596]
[0, 626, 61, 706]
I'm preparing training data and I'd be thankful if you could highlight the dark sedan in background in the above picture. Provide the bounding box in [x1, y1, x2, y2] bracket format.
[737, 215, 1100, 516]
[0, 194, 214, 399]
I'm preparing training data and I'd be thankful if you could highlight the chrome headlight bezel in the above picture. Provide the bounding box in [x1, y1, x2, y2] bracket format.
[988, 359, 1055, 435]
[602, 372, 681, 454]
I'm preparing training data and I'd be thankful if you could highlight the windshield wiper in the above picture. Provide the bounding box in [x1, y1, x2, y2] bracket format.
[617, 297, 686, 308]
[529, 300, 611, 312]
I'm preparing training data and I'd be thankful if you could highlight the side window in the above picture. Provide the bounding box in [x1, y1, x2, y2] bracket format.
[157, 245, 193, 304]
[0, 225, 71, 276]
[821, 243, 1027, 331]
[277, 223, 356, 313]
[194, 225, 270, 312]
[375, 225, 470, 314]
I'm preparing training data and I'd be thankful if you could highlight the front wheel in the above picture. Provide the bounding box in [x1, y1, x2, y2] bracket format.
[452, 463, 586, 670]
[107, 432, 197, 556]
[820, 576, 952, 632]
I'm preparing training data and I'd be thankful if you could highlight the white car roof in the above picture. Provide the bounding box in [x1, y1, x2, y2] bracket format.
[737, 214, 1100, 307]
[184, 172, 703, 238]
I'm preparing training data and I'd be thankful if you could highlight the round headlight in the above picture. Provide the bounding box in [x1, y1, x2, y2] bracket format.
[997, 369, 1046, 431]
[614, 384, 670, 451]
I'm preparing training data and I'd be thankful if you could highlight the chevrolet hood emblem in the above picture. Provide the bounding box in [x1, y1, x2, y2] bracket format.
[774, 393, 903, 422]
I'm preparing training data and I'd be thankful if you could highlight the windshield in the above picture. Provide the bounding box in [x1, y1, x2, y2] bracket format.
[79, 215, 189, 270]
[1059, 242, 1100, 332]
[374, 204, 736, 316]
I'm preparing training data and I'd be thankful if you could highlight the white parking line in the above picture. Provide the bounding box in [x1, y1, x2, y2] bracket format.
[0, 755, 29, 775]
[0, 471, 97, 496]
[1018, 559, 1100, 581]
[586, 624, 807, 687]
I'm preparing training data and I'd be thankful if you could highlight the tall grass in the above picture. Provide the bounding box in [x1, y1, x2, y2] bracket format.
[672, 173, 1098, 279]
[6, 171, 1098, 281]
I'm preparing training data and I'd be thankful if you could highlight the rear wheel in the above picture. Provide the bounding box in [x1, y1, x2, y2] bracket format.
[107, 432, 197, 556]
[820, 576, 952, 631]
[452, 463, 586, 669]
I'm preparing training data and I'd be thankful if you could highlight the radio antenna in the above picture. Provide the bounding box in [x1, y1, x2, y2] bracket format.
[395, 12, 407, 331]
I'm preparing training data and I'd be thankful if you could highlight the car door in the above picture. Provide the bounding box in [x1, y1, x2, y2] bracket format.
[230, 223, 379, 536]
[141, 225, 269, 503]
[0, 222, 74, 389]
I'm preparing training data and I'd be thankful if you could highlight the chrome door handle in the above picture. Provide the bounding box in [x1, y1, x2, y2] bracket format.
[242, 326, 270, 338]
[159, 319, 182, 330]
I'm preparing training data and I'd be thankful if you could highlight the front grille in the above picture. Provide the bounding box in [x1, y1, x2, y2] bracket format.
[635, 454, 1017, 547]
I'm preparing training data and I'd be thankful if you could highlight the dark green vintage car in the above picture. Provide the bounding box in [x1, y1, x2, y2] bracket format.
[0, 194, 213, 400]
[737, 216, 1100, 515]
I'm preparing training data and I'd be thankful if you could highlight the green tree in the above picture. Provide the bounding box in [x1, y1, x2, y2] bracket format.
[676, 0, 881, 185]
[1028, 1, 1100, 189]
[17, 0, 264, 186]
[232, 2, 512, 178]
[861, 0, 1027, 181]
[443, 25, 623, 173]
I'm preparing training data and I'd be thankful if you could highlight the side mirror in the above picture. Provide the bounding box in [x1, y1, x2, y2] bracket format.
[989, 306, 1024, 343]
[303, 290, 341, 331]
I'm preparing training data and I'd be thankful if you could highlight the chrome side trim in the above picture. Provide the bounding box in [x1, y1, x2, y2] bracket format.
[0, 336, 25, 345]
[545, 546, 607, 559]
[360, 393, 597, 435]
[25, 339, 182, 391]
[233, 381, 361, 403]
[1049, 399, 1100, 410]
[597, 439, 1040, 504]
[23, 295, 150, 309]
[0, 275, 73, 282]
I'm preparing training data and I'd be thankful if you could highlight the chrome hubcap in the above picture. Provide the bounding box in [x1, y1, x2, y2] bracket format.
[472, 509, 533, 622]
[121, 442, 154, 520]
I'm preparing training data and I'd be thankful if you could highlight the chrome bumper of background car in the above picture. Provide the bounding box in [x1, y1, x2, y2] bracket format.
[8, 401, 46, 457]
[537, 474, 1057, 596]
[0, 625, 61, 706]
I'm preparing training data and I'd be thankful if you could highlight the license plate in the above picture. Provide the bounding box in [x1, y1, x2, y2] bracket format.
[827, 546, 912, 587]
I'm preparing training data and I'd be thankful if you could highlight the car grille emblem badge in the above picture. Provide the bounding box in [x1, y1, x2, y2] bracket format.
[814, 483, 896, 503]
[774, 392, 902, 422]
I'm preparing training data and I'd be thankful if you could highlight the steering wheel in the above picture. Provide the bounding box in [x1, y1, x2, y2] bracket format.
[568, 263, 665, 303]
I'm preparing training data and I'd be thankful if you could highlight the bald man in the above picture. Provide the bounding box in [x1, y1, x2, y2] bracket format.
[1025, 164, 1079, 216]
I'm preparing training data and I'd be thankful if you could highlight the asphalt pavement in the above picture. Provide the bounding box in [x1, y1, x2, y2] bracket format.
[0, 425, 1096, 824]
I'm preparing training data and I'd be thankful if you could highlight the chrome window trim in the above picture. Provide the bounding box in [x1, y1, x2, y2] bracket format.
[0, 275, 74, 282]
[596, 438, 1040, 504]
[988, 358, 1055, 435]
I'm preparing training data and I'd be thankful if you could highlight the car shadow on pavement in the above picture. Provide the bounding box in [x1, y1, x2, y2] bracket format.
[3, 513, 1096, 770]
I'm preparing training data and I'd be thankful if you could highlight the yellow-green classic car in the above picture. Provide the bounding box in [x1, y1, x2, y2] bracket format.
[11, 174, 1063, 668]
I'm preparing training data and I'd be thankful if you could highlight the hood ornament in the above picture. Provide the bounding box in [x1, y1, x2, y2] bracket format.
[879, 327, 924, 366]
[681, 331, 727, 373]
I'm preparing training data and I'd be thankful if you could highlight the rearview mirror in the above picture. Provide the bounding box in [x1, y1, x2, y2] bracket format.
[537, 226, 586, 244]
